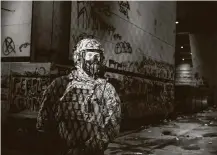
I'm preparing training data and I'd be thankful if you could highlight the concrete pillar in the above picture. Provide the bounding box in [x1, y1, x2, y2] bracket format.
[189, 34, 217, 105]
[31, 1, 71, 63]
[1, 1, 32, 58]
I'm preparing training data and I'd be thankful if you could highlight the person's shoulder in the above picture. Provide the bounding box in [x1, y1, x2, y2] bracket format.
[52, 75, 68, 83]
[51, 70, 76, 85]
[96, 77, 108, 85]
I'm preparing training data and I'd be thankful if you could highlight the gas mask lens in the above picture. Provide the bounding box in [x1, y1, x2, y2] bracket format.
[84, 51, 104, 64]
[82, 50, 104, 78]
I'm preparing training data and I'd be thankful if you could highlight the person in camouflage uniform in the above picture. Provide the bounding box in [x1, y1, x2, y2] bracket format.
[36, 38, 121, 155]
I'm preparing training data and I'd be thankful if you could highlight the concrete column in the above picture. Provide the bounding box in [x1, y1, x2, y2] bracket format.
[189, 34, 217, 105]
[31, 1, 71, 63]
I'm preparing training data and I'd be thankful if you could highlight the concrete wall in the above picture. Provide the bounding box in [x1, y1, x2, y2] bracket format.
[69, 1, 176, 121]
[175, 63, 193, 86]
[1, 1, 32, 57]
[1, 62, 51, 124]
[189, 34, 217, 104]
[175, 62, 210, 112]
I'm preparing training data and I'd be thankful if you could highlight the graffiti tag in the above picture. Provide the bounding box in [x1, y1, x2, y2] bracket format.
[2, 37, 16, 56]
[19, 42, 30, 52]
[10, 76, 50, 112]
[118, 1, 130, 19]
[115, 41, 132, 54]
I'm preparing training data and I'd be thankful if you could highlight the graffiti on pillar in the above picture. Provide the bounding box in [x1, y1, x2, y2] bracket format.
[1, 7, 15, 12]
[2, 37, 16, 56]
[2, 37, 31, 56]
[118, 1, 130, 19]
[19, 42, 30, 52]
[114, 41, 132, 54]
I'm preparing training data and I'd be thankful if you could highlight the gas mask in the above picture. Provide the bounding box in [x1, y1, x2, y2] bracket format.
[73, 39, 105, 78]
[81, 50, 105, 78]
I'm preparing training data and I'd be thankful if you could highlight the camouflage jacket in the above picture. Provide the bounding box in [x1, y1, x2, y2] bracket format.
[36, 68, 121, 152]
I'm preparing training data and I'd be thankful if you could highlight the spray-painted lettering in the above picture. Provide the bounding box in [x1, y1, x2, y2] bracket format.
[115, 41, 132, 54]
[10, 76, 50, 112]
[118, 1, 130, 19]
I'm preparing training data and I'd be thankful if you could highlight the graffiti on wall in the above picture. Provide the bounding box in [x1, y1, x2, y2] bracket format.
[118, 1, 130, 19]
[77, 1, 92, 30]
[106, 25, 116, 37]
[113, 33, 122, 40]
[9, 67, 47, 77]
[10, 76, 51, 112]
[115, 41, 132, 54]
[94, 2, 112, 17]
[72, 33, 174, 81]
[109, 59, 128, 70]
[23, 67, 47, 76]
[50, 63, 73, 76]
[1, 77, 10, 101]
[106, 73, 174, 118]
[108, 56, 174, 80]
[2, 37, 16, 56]
[70, 29, 131, 59]
[1, 36, 31, 56]
[2, 2, 32, 57]
[77, 1, 114, 31]
[72, 1, 133, 58]
[1, 63, 51, 111]
[19, 42, 30, 52]
[76, 1, 119, 38]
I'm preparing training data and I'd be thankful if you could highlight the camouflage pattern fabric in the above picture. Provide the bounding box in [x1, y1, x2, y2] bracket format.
[36, 68, 121, 155]
[73, 39, 104, 69]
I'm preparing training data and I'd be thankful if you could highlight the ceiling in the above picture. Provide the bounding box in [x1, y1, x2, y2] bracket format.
[176, 1, 217, 34]
[175, 1, 217, 65]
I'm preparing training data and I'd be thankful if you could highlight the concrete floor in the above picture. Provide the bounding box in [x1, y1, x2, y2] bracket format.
[105, 107, 217, 155]
[2, 107, 217, 155]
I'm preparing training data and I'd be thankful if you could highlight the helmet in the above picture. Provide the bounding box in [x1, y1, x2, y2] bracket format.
[73, 38, 105, 78]
[74, 39, 104, 66]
